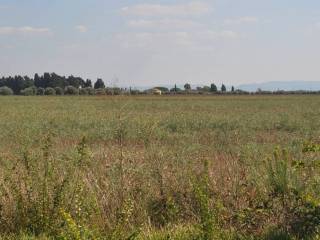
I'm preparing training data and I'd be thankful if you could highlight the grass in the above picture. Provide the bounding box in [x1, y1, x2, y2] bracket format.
[0, 95, 319, 239]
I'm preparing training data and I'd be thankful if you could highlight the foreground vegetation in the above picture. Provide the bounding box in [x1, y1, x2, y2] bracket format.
[0, 95, 319, 239]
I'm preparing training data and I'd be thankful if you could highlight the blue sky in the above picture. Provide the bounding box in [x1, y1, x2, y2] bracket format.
[1, 0, 320, 87]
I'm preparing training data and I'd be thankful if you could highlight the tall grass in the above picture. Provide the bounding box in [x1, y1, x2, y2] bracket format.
[0, 95, 319, 239]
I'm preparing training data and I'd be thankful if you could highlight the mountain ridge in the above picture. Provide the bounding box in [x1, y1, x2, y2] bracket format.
[237, 81, 320, 92]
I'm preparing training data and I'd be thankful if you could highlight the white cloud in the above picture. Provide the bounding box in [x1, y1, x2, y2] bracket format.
[75, 25, 88, 33]
[224, 16, 258, 25]
[0, 26, 51, 35]
[116, 29, 239, 52]
[121, 2, 211, 17]
[127, 19, 201, 29]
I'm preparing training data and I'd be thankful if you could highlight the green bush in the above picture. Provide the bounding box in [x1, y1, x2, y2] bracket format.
[113, 88, 121, 95]
[0, 86, 13, 95]
[44, 87, 56, 95]
[130, 90, 140, 95]
[64, 86, 79, 95]
[21, 87, 36, 96]
[86, 87, 95, 95]
[54, 87, 64, 95]
[95, 88, 105, 95]
[37, 87, 45, 95]
[79, 88, 89, 95]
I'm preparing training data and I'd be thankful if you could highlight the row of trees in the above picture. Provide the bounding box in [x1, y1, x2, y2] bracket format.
[0, 85, 128, 96]
[0, 73, 106, 95]
[184, 83, 232, 92]
[154, 83, 233, 93]
[1, 73, 319, 96]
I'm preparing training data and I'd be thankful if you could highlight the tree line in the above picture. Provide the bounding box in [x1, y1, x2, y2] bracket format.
[0, 72, 319, 96]
[0, 73, 106, 95]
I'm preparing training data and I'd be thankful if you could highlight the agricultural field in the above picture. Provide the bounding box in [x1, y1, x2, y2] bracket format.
[0, 95, 319, 240]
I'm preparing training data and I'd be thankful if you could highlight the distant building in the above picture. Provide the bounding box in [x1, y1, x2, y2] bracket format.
[144, 88, 163, 95]
[152, 88, 162, 95]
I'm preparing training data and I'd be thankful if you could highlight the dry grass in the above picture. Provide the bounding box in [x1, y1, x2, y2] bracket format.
[0, 95, 319, 239]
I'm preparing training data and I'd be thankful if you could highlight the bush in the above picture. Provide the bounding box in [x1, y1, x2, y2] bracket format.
[0, 86, 13, 95]
[45, 87, 56, 95]
[79, 88, 89, 95]
[21, 87, 36, 96]
[86, 87, 95, 95]
[81, 87, 96, 95]
[55, 87, 64, 95]
[113, 88, 121, 95]
[130, 90, 140, 95]
[95, 88, 105, 95]
[105, 88, 113, 95]
[37, 87, 45, 95]
[64, 86, 79, 95]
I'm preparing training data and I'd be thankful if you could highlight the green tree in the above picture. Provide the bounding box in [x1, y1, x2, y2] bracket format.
[231, 86, 235, 92]
[86, 87, 95, 95]
[184, 83, 191, 91]
[64, 86, 79, 95]
[85, 79, 92, 88]
[21, 87, 36, 96]
[94, 78, 105, 89]
[80, 88, 89, 95]
[55, 87, 64, 95]
[37, 87, 45, 95]
[202, 86, 210, 92]
[221, 84, 227, 92]
[34, 73, 42, 87]
[210, 83, 218, 92]
[45, 87, 56, 95]
[170, 87, 181, 93]
[10, 76, 25, 94]
[0, 86, 13, 95]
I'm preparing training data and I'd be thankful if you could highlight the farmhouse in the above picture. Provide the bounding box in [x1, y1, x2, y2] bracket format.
[145, 88, 162, 95]
[152, 88, 162, 95]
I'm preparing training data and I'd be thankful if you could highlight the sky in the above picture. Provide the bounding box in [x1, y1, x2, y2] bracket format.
[0, 0, 320, 87]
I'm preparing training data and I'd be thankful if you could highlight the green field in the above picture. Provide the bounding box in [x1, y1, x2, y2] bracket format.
[0, 95, 319, 239]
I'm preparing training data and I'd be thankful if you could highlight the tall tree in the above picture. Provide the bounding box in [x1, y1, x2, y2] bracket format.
[221, 84, 227, 92]
[210, 83, 218, 92]
[23, 76, 34, 88]
[85, 79, 92, 88]
[94, 78, 105, 89]
[184, 83, 191, 91]
[34, 73, 42, 88]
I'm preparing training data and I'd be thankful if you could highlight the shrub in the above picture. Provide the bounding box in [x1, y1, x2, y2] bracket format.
[79, 88, 89, 95]
[37, 87, 45, 95]
[86, 87, 95, 95]
[64, 86, 79, 95]
[105, 88, 113, 95]
[0, 86, 13, 95]
[21, 87, 36, 96]
[130, 90, 140, 95]
[44, 87, 56, 95]
[113, 88, 121, 95]
[170, 87, 182, 93]
[55, 87, 64, 95]
[95, 88, 105, 95]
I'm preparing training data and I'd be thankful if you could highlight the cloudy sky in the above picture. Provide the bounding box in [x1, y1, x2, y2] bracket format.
[1, 0, 320, 87]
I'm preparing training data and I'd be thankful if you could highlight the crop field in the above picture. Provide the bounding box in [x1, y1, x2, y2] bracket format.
[0, 95, 320, 240]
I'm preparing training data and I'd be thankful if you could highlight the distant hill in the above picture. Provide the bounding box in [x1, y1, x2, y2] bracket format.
[238, 81, 320, 92]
